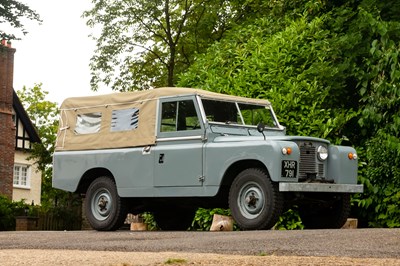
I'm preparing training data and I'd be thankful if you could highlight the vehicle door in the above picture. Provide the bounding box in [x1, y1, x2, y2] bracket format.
[154, 96, 205, 187]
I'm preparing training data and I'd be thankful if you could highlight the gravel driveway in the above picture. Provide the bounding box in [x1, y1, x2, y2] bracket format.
[1, 229, 399, 265]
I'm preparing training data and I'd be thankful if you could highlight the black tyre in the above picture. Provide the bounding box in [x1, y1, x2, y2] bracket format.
[154, 207, 196, 231]
[299, 193, 351, 229]
[229, 168, 283, 230]
[85, 176, 127, 231]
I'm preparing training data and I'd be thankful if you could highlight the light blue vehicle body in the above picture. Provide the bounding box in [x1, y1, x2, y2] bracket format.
[53, 95, 363, 198]
[53, 88, 364, 231]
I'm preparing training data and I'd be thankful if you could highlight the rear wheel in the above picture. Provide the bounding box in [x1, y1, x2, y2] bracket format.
[229, 168, 283, 230]
[299, 193, 351, 229]
[85, 176, 127, 231]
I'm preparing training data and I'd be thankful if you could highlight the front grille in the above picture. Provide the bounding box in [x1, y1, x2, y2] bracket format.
[299, 143, 316, 180]
[318, 163, 324, 177]
[297, 142, 325, 181]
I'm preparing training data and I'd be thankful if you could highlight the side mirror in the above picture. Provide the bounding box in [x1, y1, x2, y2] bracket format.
[257, 122, 265, 133]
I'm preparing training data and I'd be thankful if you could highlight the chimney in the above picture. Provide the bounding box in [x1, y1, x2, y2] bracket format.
[0, 41, 16, 199]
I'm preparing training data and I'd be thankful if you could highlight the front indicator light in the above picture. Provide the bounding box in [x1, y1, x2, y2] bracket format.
[282, 147, 292, 155]
[348, 153, 358, 160]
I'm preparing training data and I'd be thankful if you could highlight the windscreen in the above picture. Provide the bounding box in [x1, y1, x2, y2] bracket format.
[238, 103, 278, 128]
[201, 99, 279, 128]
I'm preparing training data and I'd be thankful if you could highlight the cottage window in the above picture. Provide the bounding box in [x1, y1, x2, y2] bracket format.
[13, 164, 31, 189]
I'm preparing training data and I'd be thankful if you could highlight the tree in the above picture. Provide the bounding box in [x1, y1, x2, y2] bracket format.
[351, 7, 400, 228]
[17, 84, 57, 206]
[0, 0, 41, 40]
[178, 0, 400, 227]
[84, 0, 248, 91]
[17, 84, 57, 168]
[17, 84, 77, 209]
[179, 3, 359, 141]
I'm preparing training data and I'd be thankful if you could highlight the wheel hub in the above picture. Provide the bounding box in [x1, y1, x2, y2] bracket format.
[98, 196, 108, 211]
[245, 193, 259, 208]
[91, 189, 113, 221]
[238, 182, 265, 219]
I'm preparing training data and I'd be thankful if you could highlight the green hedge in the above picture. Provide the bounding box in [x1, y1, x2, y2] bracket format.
[0, 195, 82, 231]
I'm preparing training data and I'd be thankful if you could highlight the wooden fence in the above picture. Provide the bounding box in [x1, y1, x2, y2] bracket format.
[36, 212, 82, 230]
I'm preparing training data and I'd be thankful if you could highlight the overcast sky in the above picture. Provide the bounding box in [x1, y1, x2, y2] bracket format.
[12, 0, 111, 105]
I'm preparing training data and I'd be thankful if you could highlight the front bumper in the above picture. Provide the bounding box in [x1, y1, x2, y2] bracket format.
[279, 183, 364, 193]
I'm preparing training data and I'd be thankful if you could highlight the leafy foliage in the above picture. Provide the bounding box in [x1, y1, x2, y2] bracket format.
[0, 195, 18, 230]
[0, 0, 41, 40]
[179, 0, 400, 227]
[353, 132, 400, 228]
[0, 194, 82, 231]
[274, 208, 304, 230]
[351, 5, 400, 227]
[84, 0, 252, 91]
[190, 207, 304, 230]
[190, 208, 238, 231]
[142, 212, 159, 231]
[0, 196, 38, 231]
[17, 84, 80, 210]
[179, 7, 358, 142]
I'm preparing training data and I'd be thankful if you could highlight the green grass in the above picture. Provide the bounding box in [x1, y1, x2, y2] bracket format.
[164, 258, 187, 264]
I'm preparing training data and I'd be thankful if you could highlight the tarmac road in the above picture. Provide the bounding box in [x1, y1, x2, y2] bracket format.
[0, 228, 399, 258]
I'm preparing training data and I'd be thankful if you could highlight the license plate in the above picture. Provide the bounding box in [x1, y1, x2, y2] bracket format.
[282, 160, 297, 178]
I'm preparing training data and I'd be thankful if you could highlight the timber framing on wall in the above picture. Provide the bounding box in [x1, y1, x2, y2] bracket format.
[12, 91, 41, 150]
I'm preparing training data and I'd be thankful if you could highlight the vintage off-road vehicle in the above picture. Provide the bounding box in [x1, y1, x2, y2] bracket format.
[53, 87, 363, 231]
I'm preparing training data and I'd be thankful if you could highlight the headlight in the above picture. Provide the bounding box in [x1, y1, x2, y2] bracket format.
[317, 146, 328, 161]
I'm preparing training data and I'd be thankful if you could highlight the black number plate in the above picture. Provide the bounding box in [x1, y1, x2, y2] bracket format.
[281, 160, 297, 178]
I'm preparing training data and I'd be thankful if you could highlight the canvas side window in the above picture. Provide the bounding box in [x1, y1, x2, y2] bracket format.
[111, 108, 139, 132]
[161, 100, 200, 132]
[74, 112, 102, 134]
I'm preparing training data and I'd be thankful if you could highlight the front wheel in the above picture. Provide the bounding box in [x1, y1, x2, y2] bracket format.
[85, 176, 127, 231]
[229, 168, 283, 230]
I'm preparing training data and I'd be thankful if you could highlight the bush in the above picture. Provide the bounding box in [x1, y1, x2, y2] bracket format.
[0, 196, 39, 231]
[191, 208, 238, 231]
[0, 194, 82, 231]
[190, 207, 304, 230]
[274, 208, 304, 230]
[0, 195, 15, 231]
[178, 1, 400, 228]
[352, 132, 400, 227]
[142, 212, 159, 231]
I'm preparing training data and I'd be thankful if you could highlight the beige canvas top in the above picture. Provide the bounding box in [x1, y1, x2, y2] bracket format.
[55, 87, 270, 151]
